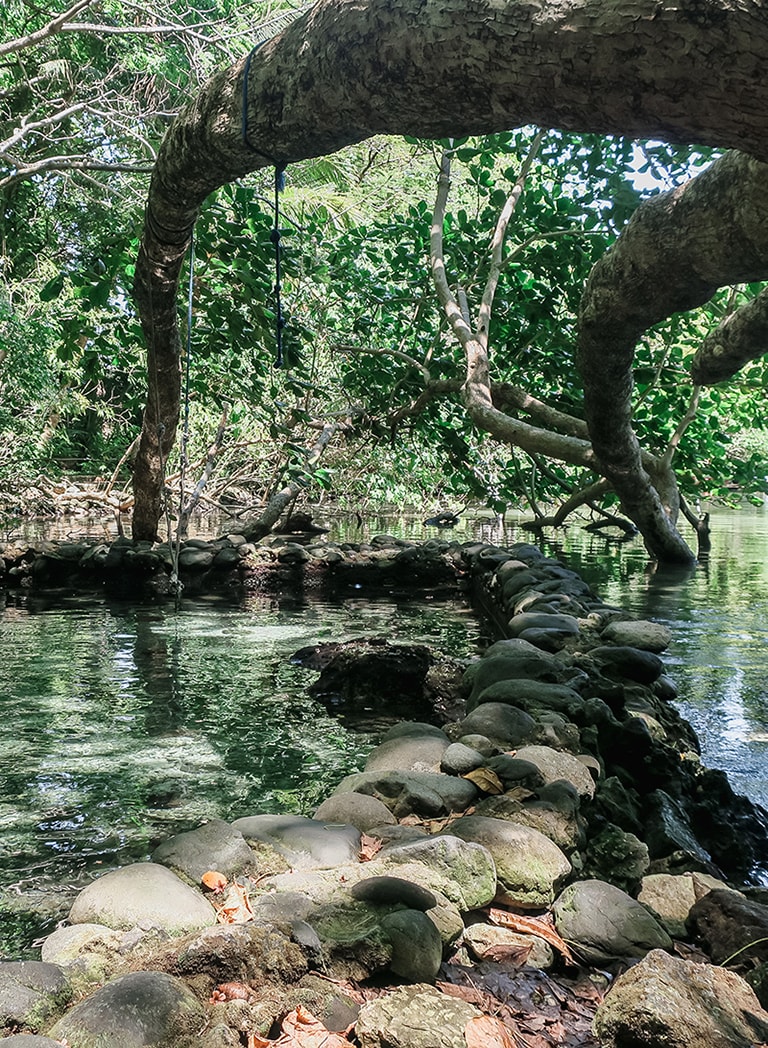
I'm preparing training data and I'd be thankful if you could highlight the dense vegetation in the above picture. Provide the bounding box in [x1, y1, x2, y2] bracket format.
[2, 0, 767, 542]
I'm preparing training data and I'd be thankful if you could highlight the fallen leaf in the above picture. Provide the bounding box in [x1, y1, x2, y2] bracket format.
[202, 870, 228, 893]
[359, 833, 383, 861]
[213, 879, 254, 924]
[210, 980, 253, 1003]
[487, 907, 577, 966]
[282, 1007, 356, 1047]
[482, 942, 533, 966]
[464, 1015, 518, 1048]
[463, 767, 505, 794]
[250, 1006, 356, 1048]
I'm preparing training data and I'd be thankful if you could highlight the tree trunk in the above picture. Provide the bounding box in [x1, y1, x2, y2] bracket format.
[132, 0, 768, 542]
[578, 151, 768, 562]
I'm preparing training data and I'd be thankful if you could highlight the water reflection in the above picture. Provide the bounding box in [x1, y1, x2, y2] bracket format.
[0, 589, 481, 898]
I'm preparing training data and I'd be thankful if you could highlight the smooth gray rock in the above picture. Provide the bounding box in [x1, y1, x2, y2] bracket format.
[69, 863, 216, 933]
[350, 876, 437, 911]
[514, 745, 596, 798]
[0, 960, 70, 1029]
[593, 949, 768, 1048]
[151, 818, 256, 882]
[468, 679, 584, 716]
[380, 834, 497, 910]
[589, 645, 664, 684]
[1, 1039, 67, 1047]
[313, 792, 396, 831]
[356, 983, 481, 1048]
[41, 923, 123, 982]
[484, 753, 545, 789]
[231, 814, 361, 869]
[440, 742, 485, 775]
[49, 970, 205, 1048]
[333, 770, 477, 818]
[364, 732, 449, 773]
[445, 815, 571, 908]
[458, 702, 537, 746]
[380, 910, 443, 982]
[553, 879, 672, 965]
[507, 612, 580, 638]
[601, 619, 672, 653]
[464, 922, 555, 969]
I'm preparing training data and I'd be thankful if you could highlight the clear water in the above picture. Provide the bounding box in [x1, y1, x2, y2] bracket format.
[0, 587, 481, 906]
[2, 504, 768, 953]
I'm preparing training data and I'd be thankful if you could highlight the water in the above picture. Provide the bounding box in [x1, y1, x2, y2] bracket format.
[530, 504, 768, 810]
[2, 504, 768, 953]
[0, 588, 480, 909]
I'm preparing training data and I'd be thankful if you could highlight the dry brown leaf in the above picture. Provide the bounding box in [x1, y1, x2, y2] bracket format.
[463, 767, 505, 795]
[504, 786, 535, 802]
[214, 879, 254, 924]
[210, 980, 253, 1003]
[464, 1014, 518, 1048]
[482, 942, 533, 966]
[487, 907, 577, 966]
[359, 833, 383, 861]
[250, 1006, 356, 1048]
[201, 870, 228, 893]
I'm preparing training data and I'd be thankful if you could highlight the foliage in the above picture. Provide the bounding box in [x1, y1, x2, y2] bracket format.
[1, 3, 767, 522]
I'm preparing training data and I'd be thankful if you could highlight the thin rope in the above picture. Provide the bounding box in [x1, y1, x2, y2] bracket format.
[271, 166, 287, 367]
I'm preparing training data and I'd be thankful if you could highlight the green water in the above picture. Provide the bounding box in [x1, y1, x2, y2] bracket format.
[0, 589, 480, 907]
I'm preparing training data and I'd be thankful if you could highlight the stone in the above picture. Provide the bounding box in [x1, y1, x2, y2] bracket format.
[644, 790, 713, 869]
[379, 835, 497, 910]
[475, 792, 585, 854]
[445, 815, 571, 908]
[350, 876, 437, 911]
[313, 793, 396, 831]
[0, 1039, 66, 1047]
[513, 745, 596, 798]
[356, 983, 481, 1048]
[48, 970, 205, 1048]
[638, 872, 731, 939]
[40, 923, 123, 982]
[507, 612, 581, 638]
[601, 619, 673, 653]
[151, 819, 257, 883]
[588, 645, 664, 684]
[593, 948, 768, 1048]
[464, 645, 566, 704]
[69, 863, 216, 934]
[364, 731, 449, 773]
[484, 754, 546, 790]
[585, 825, 650, 891]
[457, 703, 537, 747]
[0, 960, 71, 1030]
[687, 888, 768, 965]
[468, 679, 584, 717]
[231, 814, 361, 869]
[332, 770, 478, 818]
[380, 909, 443, 982]
[440, 742, 485, 775]
[463, 922, 555, 969]
[173, 920, 307, 984]
[553, 879, 672, 965]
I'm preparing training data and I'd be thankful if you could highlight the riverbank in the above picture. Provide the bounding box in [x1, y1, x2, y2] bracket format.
[3, 536, 768, 1046]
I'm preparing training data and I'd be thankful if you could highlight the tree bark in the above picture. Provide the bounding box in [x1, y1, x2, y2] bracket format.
[132, 0, 768, 542]
[578, 151, 768, 562]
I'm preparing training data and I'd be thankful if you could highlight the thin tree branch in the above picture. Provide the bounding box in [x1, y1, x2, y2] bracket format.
[0, 0, 97, 58]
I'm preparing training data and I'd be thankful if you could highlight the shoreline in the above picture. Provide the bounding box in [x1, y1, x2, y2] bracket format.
[3, 535, 768, 1046]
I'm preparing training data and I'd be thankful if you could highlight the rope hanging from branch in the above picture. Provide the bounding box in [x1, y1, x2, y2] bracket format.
[242, 43, 288, 368]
